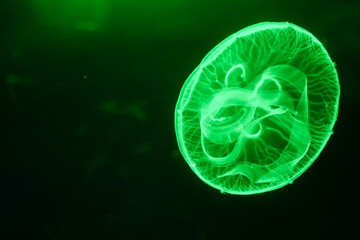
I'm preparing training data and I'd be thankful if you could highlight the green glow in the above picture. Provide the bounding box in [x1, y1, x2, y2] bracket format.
[175, 22, 340, 195]
[32, 0, 108, 31]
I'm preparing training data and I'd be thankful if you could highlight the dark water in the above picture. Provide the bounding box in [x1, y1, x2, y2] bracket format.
[1, 0, 359, 239]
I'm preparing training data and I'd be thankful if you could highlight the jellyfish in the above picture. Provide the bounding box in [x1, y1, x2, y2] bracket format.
[174, 22, 340, 195]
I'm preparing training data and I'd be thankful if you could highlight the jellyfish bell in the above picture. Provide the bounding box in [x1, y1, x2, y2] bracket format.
[175, 22, 340, 195]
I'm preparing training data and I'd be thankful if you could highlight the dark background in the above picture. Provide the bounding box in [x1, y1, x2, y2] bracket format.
[1, 0, 359, 239]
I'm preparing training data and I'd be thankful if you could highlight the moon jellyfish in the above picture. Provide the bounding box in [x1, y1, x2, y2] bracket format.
[174, 22, 340, 195]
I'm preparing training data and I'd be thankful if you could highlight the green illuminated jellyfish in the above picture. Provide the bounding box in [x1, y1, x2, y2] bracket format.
[174, 22, 340, 195]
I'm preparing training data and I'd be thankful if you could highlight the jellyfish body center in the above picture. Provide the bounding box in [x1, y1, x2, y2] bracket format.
[199, 64, 311, 183]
